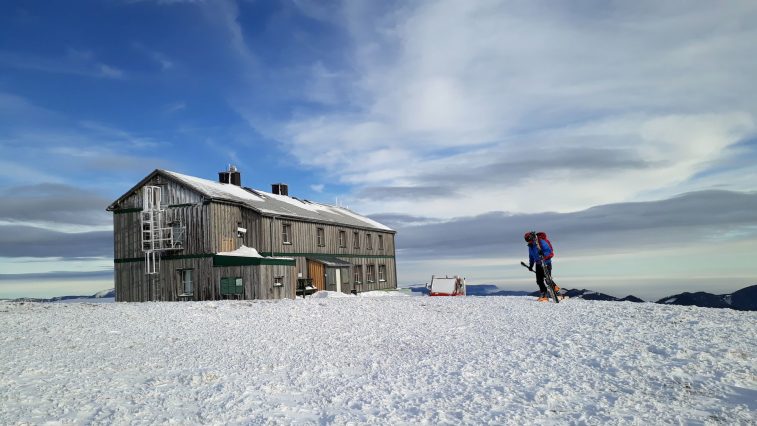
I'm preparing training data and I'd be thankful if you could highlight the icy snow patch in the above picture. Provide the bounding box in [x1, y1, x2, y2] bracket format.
[310, 291, 351, 298]
[309, 290, 408, 299]
[358, 290, 409, 297]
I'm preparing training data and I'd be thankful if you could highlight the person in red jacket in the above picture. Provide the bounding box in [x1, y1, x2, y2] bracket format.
[525, 231, 559, 301]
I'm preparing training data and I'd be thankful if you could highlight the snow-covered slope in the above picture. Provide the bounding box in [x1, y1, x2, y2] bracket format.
[1, 297, 754, 424]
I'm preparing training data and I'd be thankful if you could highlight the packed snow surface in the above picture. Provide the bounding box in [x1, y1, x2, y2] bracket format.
[1, 296, 755, 424]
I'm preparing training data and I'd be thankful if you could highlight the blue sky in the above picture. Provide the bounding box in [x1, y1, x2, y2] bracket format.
[1, 0, 756, 300]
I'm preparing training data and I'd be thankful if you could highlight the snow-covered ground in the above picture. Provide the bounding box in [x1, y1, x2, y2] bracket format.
[1, 294, 755, 424]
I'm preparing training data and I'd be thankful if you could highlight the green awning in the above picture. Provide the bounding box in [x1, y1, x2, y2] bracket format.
[213, 255, 295, 267]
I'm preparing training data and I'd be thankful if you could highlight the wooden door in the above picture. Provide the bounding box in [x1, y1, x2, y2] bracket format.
[307, 260, 325, 291]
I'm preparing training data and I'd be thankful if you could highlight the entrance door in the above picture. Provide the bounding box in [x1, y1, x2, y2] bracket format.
[307, 260, 325, 291]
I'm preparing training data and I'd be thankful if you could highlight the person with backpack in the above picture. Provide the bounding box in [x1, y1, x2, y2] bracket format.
[524, 231, 560, 301]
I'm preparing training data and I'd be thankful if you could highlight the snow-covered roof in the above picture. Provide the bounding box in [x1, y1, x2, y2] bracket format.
[162, 170, 393, 232]
[215, 245, 264, 258]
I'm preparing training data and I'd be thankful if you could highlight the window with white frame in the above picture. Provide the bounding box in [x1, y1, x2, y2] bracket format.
[180, 269, 193, 295]
[338, 230, 346, 248]
[353, 231, 360, 249]
[378, 265, 386, 282]
[367, 264, 375, 283]
[282, 224, 292, 244]
[317, 227, 325, 246]
[354, 265, 363, 284]
[366, 233, 373, 250]
[378, 234, 384, 250]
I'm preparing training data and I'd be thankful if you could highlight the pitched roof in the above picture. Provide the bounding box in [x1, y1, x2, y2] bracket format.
[121, 170, 393, 232]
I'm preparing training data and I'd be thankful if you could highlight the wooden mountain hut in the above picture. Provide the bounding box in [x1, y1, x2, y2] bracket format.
[106, 167, 397, 302]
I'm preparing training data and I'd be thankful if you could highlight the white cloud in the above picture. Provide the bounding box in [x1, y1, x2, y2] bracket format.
[263, 1, 757, 217]
[0, 49, 126, 79]
[163, 102, 186, 114]
[187, 0, 757, 218]
[0, 92, 171, 187]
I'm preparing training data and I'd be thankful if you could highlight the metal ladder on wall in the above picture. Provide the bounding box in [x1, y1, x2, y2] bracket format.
[141, 186, 162, 275]
[141, 186, 184, 275]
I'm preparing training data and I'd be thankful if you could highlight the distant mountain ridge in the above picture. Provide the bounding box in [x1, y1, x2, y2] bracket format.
[657, 285, 757, 311]
[9, 285, 757, 311]
[8, 289, 116, 303]
[403, 284, 756, 311]
[528, 288, 645, 303]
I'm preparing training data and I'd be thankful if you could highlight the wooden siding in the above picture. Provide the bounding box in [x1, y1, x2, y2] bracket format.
[115, 175, 204, 209]
[258, 216, 398, 292]
[113, 204, 211, 260]
[112, 176, 396, 301]
[115, 259, 295, 301]
[260, 217, 395, 256]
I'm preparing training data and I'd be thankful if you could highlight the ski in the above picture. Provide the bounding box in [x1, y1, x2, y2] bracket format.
[521, 262, 560, 302]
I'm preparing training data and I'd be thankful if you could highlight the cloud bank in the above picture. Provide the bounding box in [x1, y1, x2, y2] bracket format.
[376, 190, 757, 261]
[213, 0, 757, 218]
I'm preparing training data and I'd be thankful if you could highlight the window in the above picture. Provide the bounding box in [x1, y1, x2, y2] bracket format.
[353, 265, 363, 285]
[366, 234, 373, 250]
[220, 277, 243, 295]
[353, 232, 360, 249]
[273, 276, 284, 287]
[221, 238, 234, 252]
[366, 265, 375, 283]
[317, 228, 325, 247]
[338, 230, 346, 248]
[378, 265, 386, 282]
[180, 269, 193, 295]
[378, 234, 384, 250]
[282, 224, 292, 244]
